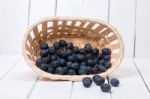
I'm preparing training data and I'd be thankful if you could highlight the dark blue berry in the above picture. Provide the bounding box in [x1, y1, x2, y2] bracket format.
[50, 55, 58, 61]
[98, 59, 105, 65]
[67, 55, 76, 62]
[101, 83, 111, 92]
[92, 65, 99, 74]
[53, 42, 61, 50]
[78, 66, 88, 75]
[56, 50, 67, 58]
[84, 44, 92, 53]
[93, 75, 105, 86]
[59, 40, 67, 47]
[40, 50, 48, 57]
[86, 66, 92, 74]
[103, 55, 111, 61]
[48, 46, 55, 54]
[98, 65, 107, 72]
[47, 67, 55, 73]
[86, 53, 93, 59]
[102, 48, 111, 55]
[68, 69, 76, 75]
[86, 59, 96, 66]
[63, 67, 68, 74]
[80, 48, 85, 54]
[42, 57, 50, 63]
[66, 42, 73, 49]
[92, 48, 99, 55]
[39, 63, 48, 71]
[97, 53, 103, 60]
[39, 43, 49, 50]
[59, 58, 66, 66]
[80, 62, 86, 66]
[104, 61, 112, 68]
[51, 60, 61, 68]
[36, 58, 42, 67]
[66, 49, 73, 56]
[55, 67, 65, 75]
[66, 61, 72, 68]
[110, 78, 119, 87]
[73, 46, 80, 53]
[70, 63, 79, 70]
[82, 77, 92, 88]
[77, 54, 85, 62]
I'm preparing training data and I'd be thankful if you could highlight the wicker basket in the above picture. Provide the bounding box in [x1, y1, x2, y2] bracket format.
[23, 17, 124, 81]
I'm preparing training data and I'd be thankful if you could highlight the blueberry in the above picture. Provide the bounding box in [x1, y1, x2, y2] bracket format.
[97, 53, 103, 60]
[55, 67, 65, 75]
[68, 69, 76, 75]
[82, 77, 92, 88]
[102, 48, 111, 55]
[92, 48, 99, 55]
[86, 53, 93, 59]
[78, 66, 88, 75]
[86, 59, 96, 66]
[66, 42, 73, 49]
[39, 43, 49, 50]
[98, 59, 105, 65]
[53, 42, 61, 50]
[84, 43, 92, 53]
[39, 63, 48, 71]
[110, 78, 119, 87]
[101, 83, 111, 92]
[59, 58, 66, 66]
[56, 50, 67, 58]
[70, 63, 80, 70]
[51, 60, 61, 68]
[86, 66, 92, 74]
[103, 55, 111, 61]
[80, 48, 85, 54]
[63, 67, 68, 74]
[48, 46, 55, 54]
[92, 65, 99, 74]
[40, 50, 48, 57]
[47, 67, 55, 73]
[35, 58, 42, 67]
[80, 62, 86, 66]
[93, 75, 105, 86]
[104, 61, 112, 68]
[67, 55, 76, 62]
[98, 65, 107, 72]
[66, 61, 72, 68]
[50, 55, 58, 61]
[77, 54, 85, 62]
[66, 49, 73, 56]
[73, 46, 80, 53]
[59, 40, 67, 47]
[42, 57, 50, 63]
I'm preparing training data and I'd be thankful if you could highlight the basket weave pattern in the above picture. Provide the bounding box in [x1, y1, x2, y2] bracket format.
[23, 17, 124, 81]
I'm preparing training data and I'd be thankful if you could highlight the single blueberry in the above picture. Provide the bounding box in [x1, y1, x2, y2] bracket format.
[40, 50, 48, 57]
[86, 66, 92, 74]
[104, 61, 112, 68]
[47, 67, 55, 73]
[80, 62, 86, 66]
[98, 65, 107, 72]
[97, 53, 103, 60]
[56, 50, 67, 58]
[66, 42, 74, 49]
[35, 58, 42, 67]
[103, 55, 111, 61]
[78, 66, 88, 75]
[42, 57, 50, 63]
[98, 59, 105, 65]
[39, 63, 48, 71]
[59, 40, 67, 47]
[50, 55, 58, 61]
[51, 60, 61, 68]
[70, 63, 80, 70]
[55, 67, 65, 75]
[92, 65, 100, 74]
[67, 69, 76, 75]
[86, 59, 96, 66]
[39, 43, 49, 50]
[66, 49, 73, 56]
[92, 48, 99, 55]
[110, 78, 120, 87]
[93, 75, 105, 86]
[101, 83, 111, 92]
[86, 53, 94, 59]
[82, 77, 92, 88]
[48, 46, 55, 54]
[102, 48, 111, 55]
[73, 46, 80, 53]
[63, 67, 68, 74]
[84, 43, 92, 53]
[59, 58, 66, 66]
[53, 42, 61, 50]
[67, 55, 76, 62]
[77, 54, 86, 62]
[66, 61, 72, 69]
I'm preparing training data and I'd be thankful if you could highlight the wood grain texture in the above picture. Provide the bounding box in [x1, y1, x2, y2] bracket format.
[109, 0, 136, 57]
[135, 0, 150, 58]
[109, 58, 150, 99]
[0, 0, 29, 54]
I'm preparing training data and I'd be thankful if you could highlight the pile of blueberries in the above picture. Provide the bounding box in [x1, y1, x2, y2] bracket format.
[36, 40, 112, 75]
[82, 75, 120, 92]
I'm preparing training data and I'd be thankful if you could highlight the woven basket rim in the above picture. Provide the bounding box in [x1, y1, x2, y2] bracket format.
[22, 16, 124, 81]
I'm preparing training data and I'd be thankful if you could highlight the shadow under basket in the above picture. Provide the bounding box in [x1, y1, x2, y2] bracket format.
[23, 17, 124, 81]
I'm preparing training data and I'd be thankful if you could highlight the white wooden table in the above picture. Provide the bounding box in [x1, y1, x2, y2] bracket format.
[0, 0, 150, 99]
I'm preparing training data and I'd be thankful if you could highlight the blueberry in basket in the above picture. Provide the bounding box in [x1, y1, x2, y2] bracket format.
[35, 40, 112, 75]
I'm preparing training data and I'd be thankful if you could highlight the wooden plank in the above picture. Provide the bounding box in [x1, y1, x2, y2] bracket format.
[71, 82, 111, 99]
[135, 0, 150, 58]
[29, 80, 72, 99]
[109, 0, 136, 57]
[0, 55, 19, 79]
[134, 59, 150, 90]
[29, 0, 56, 25]
[0, 0, 29, 54]
[109, 58, 150, 99]
[57, 0, 109, 21]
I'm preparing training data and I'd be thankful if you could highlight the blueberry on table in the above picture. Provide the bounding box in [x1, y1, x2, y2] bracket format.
[59, 40, 67, 47]
[104, 61, 112, 69]
[39, 63, 48, 71]
[110, 78, 120, 87]
[66, 42, 74, 49]
[93, 75, 105, 86]
[35, 58, 42, 67]
[55, 67, 65, 75]
[40, 50, 48, 57]
[82, 77, 92, 88]
[67, 69, 76, 75]
[102, 48, 111, 55]
[53, 42, 61, 50]
[92, 48, 99, 55]
[39, 43, 49, 50]
[48, 46, 55, 54]
[84, 43, 92, 53]
[101, 83, 111, 92]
